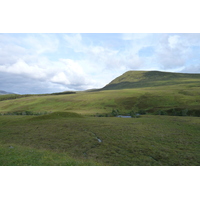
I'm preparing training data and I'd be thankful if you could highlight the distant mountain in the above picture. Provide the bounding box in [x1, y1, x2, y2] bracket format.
[0, 90, 15, 95]
[102, 71, 200, 90]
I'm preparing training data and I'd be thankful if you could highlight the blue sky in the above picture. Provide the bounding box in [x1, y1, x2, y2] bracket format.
[1, 33, 200, 94]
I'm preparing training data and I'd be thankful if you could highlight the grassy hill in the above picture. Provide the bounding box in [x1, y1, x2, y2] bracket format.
[102, 71, 200, 90]
[0, 73, 200, 116]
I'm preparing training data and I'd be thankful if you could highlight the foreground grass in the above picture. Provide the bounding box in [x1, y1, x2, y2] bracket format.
[0, 143, 99, 166]
[0, 114, 200, 166]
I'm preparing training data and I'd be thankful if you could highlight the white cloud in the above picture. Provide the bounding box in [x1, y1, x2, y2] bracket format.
[0, 59, 47, 80]
[51, 72, 70, 85]
[0, 56, 98, 91]
[58, 59, 92, 86]
[22, 34, 59, 54]
[181, 33, 200, 46]
[154, 34, 192, 69]
[168, 35, 180, 49]
[63, 34, 147, 77]
[119, 34, 199, 72]
[63, 33, 85, 52]
[0, 44, 26, 65]
[121, 33, 150, 41]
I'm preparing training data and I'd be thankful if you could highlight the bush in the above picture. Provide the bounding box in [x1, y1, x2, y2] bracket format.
[128, 110, 140, 118]
[156, 110, 167, 115]
[138, 109, 146, 115]
[130, 110, 135, 118]
[171, 108, 188, 116]
[181, 109, 188, 116]
[111, 109, 119, 116]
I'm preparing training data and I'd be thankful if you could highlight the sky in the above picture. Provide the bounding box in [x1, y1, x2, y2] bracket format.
[1, 33, 200, 94]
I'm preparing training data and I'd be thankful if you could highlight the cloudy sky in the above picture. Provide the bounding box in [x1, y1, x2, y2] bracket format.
[1, 33, 200, 94]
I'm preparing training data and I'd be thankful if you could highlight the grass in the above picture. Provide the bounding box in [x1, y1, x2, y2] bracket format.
[0, 114, 200, 166]
[0, 143, 99, 166]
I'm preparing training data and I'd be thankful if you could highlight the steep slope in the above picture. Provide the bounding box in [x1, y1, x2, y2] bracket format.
[102, 71, 200, 90]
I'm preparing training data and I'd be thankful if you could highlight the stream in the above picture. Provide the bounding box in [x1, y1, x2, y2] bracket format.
[83, 129, 102, 157]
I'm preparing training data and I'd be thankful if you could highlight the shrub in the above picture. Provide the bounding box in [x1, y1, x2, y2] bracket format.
[181, 109, 188, 116]
[111, 109, 119, 116]
[138, 109, 146, 115]
[156, 110, 167, 115]
[171, 109, 188, 116]
[129, 110, 140, 118]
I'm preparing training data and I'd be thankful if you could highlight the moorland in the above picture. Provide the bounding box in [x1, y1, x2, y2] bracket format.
[0, 71, 200, 166]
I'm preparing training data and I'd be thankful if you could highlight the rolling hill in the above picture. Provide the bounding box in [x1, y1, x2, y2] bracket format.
[0, 70, 200, 116]
[102, 71, 200, 90]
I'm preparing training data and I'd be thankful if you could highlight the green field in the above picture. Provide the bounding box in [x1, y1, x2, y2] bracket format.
[0, 114, 200, 166]
[0, 71, 200, 165]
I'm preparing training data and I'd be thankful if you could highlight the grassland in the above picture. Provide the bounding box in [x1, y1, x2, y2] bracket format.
[0, 114, 200, 166]
[0, 71, 200, 165]
[0, 83, 200, 116]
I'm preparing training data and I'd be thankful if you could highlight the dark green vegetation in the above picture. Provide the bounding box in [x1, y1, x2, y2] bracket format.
[0, 71, 200, 165]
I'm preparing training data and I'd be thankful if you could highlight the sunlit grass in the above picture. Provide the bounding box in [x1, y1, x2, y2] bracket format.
[0, 84, 200, 116]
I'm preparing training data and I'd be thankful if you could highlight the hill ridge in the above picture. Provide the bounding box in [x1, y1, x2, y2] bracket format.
[102, 70, 200, 90]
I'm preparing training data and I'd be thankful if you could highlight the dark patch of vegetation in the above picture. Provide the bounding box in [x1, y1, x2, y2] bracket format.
[0, 94, 31, 101]
[1, 111, 49, 116]
[111, 109, 120, 116]
[31, 111, 83, 120]
[167, 108, 200, 117]
[50, 91, 76, 95]
[138, 109, 147, 115]
[130, 110, 140, 118]
[155, 110, 168, 115]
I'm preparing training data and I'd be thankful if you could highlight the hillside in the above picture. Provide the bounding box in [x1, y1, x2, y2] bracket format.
[0, 70, 200, 116]
[102, 71, 200, 90]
